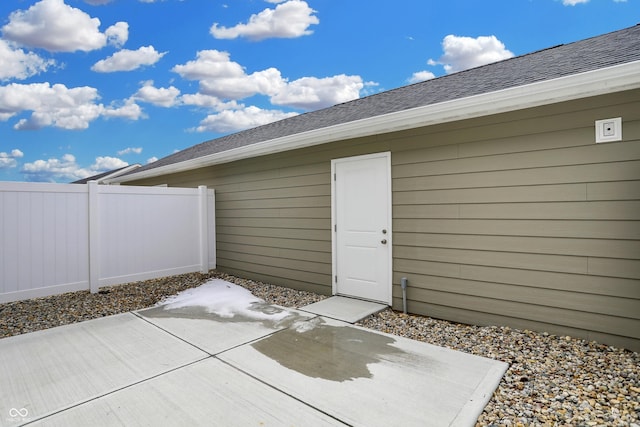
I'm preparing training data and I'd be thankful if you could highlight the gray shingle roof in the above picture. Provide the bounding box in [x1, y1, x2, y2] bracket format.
[132, 24, 640, 175]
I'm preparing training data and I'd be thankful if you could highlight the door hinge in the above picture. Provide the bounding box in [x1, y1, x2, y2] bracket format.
[333, 173, 336, 181]
[335, 275, 337, 283]
[334, 224, 337, 232]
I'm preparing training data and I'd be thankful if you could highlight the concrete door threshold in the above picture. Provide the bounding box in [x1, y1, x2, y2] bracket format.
[300, 296, 387, 323]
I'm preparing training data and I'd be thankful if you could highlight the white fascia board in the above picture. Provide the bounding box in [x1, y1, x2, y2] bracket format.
[111, 60, 640, 184]
[99, 164, 140, 183]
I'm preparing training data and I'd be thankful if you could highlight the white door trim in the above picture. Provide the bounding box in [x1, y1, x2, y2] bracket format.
[331, 151, 392, 305]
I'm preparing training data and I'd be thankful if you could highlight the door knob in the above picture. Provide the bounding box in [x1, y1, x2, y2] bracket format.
[382, 229, 387, 234]
[381, 239, 387, 244]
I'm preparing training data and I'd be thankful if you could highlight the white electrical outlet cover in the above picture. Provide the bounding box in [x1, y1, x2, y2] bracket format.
[595, 117, 622, 143]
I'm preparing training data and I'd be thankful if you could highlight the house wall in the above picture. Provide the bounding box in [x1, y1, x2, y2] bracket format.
[129, 89, 640, 351]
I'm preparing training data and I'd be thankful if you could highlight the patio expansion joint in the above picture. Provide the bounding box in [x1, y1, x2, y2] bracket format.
[128, 312, 350, 426]
[131, 311, 217, 356]
[19, 357, 211, 426]
[214, 335, 352, 427]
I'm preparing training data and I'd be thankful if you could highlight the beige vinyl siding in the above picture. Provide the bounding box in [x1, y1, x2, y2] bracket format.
[391, 90, 640, 350]
[128, 89, 640, 350]
[212, 164, 332, 294]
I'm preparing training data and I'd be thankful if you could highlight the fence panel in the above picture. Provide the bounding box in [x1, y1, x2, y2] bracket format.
[0, 182, 215, 303]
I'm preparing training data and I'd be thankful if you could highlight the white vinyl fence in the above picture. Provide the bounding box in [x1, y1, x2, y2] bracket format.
[0, 181, 215, 303]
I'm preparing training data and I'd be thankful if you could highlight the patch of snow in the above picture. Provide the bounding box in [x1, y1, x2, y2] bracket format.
[159, 278, 291, 321]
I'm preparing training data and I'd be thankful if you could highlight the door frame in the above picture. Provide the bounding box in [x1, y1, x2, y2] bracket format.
[331, 151, 393, 305]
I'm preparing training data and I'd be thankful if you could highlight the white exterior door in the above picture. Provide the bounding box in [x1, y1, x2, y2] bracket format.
[332, 152, 392, 304]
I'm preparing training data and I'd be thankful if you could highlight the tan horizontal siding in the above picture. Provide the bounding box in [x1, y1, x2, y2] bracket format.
[391, 92, 640, 350]
[214, 172, 328, 193]
[218, 257, 329, 289]
[219, 266, 330, 295]
[394, 260, 639, 298]
[217, 241, 331, 264]
[217, 226, 329, 241]
[392, 272, 639, 320]
[398, 287, 640, 339]
[587, 258, 640, 280]
[217, 207, 327, 219]
[394, 233, 640, 259]
[395, 183, 588, 204]
[394, 141, 640, 178]
[211, 160, 333, 293]
[393, 218, 640, 240]
[217, 234, 330, 253]
[587, 180, 640, 201]
[393, 161, 640, 191]
[399, 299, 639, 351]
[459, 201, 640, 220]
[217, 250, 330, 275]
[394, 245, 589, 275]
[219, 196, 328, 209]
[217, 217, 330, 230]
[216, 184, 329, 201]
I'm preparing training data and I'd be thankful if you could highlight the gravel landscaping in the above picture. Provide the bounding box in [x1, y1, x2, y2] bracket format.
[1, 271, 638, 427]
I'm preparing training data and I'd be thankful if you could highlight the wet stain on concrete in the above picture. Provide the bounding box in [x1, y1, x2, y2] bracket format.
[252, 318, 405, 382]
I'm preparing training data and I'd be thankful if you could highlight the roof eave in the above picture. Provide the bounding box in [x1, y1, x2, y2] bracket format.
[97, 164, 141, 183]
[109, 60, 640, 184]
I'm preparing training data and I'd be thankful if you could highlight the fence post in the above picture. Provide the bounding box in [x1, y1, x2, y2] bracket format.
[88, 181, 100, 293]
[209, 189, 216, 270]
[198, 185, 209, 274]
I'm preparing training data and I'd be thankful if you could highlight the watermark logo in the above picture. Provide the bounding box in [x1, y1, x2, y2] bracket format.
[9, 408, 28, 418]
[7, 408, 29, 422]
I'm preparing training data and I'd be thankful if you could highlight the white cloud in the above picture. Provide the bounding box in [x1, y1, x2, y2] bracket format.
[91, 156, 127, 171]
[118, 147, 143, 155]
[180, 93, 242, 111]
[91, 45, 166, 72]
[21, 153, 79, 181]
[199, 67, 285, 100]
[21, 153, 128, 182]
[0, 82, 143, 130]
[563, 0, 589, 4]
[0, 149, 24, 169]
[0, 40, 55, 81]
[146, 157, 158, 164]
[172, 50, 246, 81]
[407, 70, 436, 84]
[102, 99, 145, 120]
[428, 35, 514, 74]
[83, 0, 114, 4]
[270, 74, 363, 110]
[173, 50, 364, 111]
[1, 0, 122, 52]
[133, 81, 180, 107]
[210, 0, 319, 41]
[193, 106, 298, 133]
[173, 50, 285, 99]
[105, 21, 129, 47]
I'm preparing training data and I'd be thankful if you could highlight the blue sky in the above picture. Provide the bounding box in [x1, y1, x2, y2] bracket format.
[0, 0, 637, 182]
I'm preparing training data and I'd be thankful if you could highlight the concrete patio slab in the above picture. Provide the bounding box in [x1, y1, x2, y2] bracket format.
[28, 358, 345, 427]
[137, 303, 314, 355]
[219, 316, 509, 427]
[300, 296, 387, 323]
[1, 296, 507, 427]
[0, 313, 207, 426]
